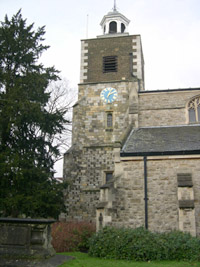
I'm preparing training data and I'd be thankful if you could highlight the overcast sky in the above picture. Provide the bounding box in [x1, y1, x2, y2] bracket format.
[1, 0, 200, 176]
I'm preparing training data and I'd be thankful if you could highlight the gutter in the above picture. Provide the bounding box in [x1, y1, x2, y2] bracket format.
[120, 150, 200, 157]
[139, 87, 200, 94]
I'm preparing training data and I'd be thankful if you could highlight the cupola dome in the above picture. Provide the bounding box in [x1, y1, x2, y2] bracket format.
[100, 2, 130, 36]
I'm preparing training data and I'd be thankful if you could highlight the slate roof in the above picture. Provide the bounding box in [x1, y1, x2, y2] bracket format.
[121, 125, 200, 156]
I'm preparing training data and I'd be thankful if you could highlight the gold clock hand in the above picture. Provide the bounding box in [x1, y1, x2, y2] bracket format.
[107, 89, 114, 97]
[109, 92, 115, 96]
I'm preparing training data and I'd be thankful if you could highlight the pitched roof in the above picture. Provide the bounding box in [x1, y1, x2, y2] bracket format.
[121, 125, 200, 156]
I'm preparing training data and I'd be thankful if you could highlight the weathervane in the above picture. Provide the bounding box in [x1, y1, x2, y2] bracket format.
[113, 0, 117, 11]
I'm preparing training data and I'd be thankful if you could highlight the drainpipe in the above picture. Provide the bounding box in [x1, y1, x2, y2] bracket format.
[144, 156, 148, 229]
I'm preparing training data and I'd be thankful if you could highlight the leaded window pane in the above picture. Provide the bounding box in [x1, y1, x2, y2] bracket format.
[198, 106, 200, 122]
[189, 109, 196, 123]
[107, 113, 112, 127]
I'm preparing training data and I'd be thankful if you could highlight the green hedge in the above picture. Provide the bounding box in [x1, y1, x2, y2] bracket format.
[89, 227, 200, 261]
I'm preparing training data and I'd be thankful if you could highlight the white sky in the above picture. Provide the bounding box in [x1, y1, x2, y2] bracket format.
[1, 0, 200, 176]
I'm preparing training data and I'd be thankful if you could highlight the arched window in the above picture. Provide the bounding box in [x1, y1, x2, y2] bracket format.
[109, 21, 117, 33]
[188, 96, 200, 123]
[121, 23, 125, 33]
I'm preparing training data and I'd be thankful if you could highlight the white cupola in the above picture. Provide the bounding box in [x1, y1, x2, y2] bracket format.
[99, 2, 130, 36]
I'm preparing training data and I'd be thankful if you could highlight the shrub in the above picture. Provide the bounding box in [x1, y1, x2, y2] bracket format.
[51, 221, 96, 252]
[89, 226, 200, 261]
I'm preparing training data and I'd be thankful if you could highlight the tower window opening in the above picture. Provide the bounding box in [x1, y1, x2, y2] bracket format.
[105, 172, 113, 183]
[107, 113, 113, 127]
[104, 25, 106, 34]
[109, 21, 117, 33]
[121, 23, 125, 33]
[103, 56, 118, 73]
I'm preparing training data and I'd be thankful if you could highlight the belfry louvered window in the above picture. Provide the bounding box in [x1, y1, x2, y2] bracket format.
[188, 96, 200, 123]
[103, 56, 118, 73]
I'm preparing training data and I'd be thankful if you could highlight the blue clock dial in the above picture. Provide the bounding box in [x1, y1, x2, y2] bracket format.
[100, 87, 117, 104]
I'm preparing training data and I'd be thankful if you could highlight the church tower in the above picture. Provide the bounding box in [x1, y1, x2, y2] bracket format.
[63, 3, 145, 222]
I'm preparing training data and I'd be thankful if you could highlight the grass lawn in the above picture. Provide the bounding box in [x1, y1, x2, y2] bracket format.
[59, 252, 199, 267]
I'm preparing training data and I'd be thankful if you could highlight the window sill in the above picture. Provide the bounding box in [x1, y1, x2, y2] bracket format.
[106, 128, 113, 132]
[188, 122, 200, 125]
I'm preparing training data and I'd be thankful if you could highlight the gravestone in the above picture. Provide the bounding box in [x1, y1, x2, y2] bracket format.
[0, 218, 55, 260]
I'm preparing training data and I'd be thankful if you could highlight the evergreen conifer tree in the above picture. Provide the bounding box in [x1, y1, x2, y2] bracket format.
[0, 10, 67, 218]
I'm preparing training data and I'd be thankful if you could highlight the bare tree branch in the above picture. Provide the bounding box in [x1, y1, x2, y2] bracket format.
[47, 78, 77, 164]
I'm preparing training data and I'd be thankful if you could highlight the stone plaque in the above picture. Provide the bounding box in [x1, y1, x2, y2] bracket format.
[0, 225, 29, 246]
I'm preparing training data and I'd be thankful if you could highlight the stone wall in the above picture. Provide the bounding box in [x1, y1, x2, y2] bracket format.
[80, 35, 144, 84]
[111, 154, 200, 236]
[64, 80, 141, 221]
[112, 158, 145, 228]
[138, 89, 200, 127]
[64, 145, 114, 222]
[72, 81, 139, 147]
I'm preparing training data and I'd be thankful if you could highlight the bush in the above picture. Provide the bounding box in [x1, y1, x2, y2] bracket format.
[51, 221, 96, 252]
[89, 226, 200, 261]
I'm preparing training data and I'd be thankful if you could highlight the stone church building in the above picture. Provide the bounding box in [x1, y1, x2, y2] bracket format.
[63, 5, 200, 237]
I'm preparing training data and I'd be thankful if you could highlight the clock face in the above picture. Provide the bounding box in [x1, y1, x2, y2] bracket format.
[100, 87, 117, 104]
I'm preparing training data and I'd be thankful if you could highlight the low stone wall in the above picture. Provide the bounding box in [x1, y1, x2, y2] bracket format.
[0, 218, 55, 259]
